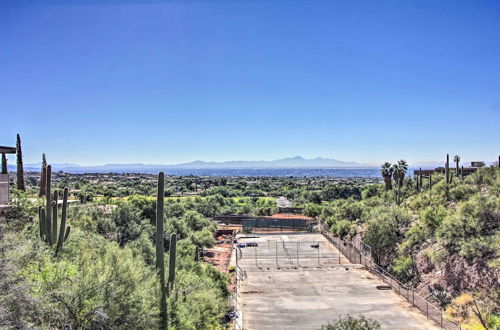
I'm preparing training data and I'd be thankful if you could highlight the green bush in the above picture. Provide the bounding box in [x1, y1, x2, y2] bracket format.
[320, 315, 381, 330]
[333, 220, 352, 238]
[391, 255, 415, 282]
[437, 194, 499, 259]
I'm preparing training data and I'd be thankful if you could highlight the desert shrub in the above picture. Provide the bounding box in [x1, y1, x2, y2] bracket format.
[320, 314, 381, 329]
[189, 227, 216, 248]
[332, 220, 352, 237]
[363, 206, 410, 264]
[361, 184, 383, 199]
[17, 230, 158, 329]
[419, 205, 448, 235]
[437, 194, 499, 259]
[391, 255, 415, 283]
[183, 211, 214, 232]
[4, 189, 38, 226]
[449, 184, 476, 201]
[399, 224, 427, 254]
[445, 292, 500, 330]
[110, 202, 153, 246]
[303, 203, 322, 218]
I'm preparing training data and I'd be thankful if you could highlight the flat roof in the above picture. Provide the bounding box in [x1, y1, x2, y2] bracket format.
[0, 146, 16, 154]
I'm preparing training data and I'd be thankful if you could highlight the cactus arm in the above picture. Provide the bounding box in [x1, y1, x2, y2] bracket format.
[38, 206, 44, 239]
[52, 191, 58, 245]
[45, 165, 52, 243]
[56, 187, 69, 253]
[64, 226, 71, 242]
[168, 233, 177, 287]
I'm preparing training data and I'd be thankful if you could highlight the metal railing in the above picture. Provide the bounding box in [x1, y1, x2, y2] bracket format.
[232, 245, 245, 329]
[318, 220, 461, 330]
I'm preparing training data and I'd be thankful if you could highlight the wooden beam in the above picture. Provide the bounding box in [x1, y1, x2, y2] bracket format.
[0, 146, 16, 154]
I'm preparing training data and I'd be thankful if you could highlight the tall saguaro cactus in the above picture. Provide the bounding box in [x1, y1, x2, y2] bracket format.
[39, 153, 47, 197]
[16, 134, 25, 191]
[155, 172, 177, 330]
[156, 172, 167, 330]
[445, 154, 449, 184]
[454, 155, 460, 176]
[38, 164, 71, 254]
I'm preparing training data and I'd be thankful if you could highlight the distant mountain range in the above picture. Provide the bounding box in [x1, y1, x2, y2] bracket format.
[8, 156, 372, 173]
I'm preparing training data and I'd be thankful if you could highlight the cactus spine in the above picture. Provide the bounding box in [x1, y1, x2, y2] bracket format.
[38, 164, 71, 252]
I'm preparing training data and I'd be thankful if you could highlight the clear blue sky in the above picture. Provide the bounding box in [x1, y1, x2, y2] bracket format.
[1, 0, 499, 166]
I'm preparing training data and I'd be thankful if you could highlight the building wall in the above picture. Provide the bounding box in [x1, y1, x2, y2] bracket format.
[0, 174, 9, 205]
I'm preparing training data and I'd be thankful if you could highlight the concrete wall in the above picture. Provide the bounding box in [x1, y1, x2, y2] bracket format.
[0, 174, 9, 205]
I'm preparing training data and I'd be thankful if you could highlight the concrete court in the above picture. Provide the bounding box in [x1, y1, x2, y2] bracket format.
[236, 233, 438, 330]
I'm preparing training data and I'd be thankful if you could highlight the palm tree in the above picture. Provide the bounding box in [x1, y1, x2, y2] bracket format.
[392, 159, 408, 188]
[380, 162, 393, 190]
[453, 155, 460, 175]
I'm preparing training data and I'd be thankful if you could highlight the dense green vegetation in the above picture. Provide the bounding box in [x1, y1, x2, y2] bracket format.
[1, 162, 498, 329]
[320, 164, 499, 329]
[1, 178, 231, 328]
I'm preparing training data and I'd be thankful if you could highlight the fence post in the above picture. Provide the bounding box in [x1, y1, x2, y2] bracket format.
[318, 243, 320, 265]
[275, 241, 278, 267]
[412, 290, 415, 306]
[296, 241, 299, 267]
[426, 302, 429, 317]
[255, 245, 258, 268]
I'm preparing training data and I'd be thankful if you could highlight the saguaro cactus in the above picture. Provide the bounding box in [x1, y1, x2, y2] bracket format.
[454, 155, 460, 175]
[16, 134, 25, 191]
[155, 172, 178, 330]
[168, 233, 177, 290]
[39, 154, 47, 197]
[37, 165, 71, 253]
[195, 246, 200, 262]
[445, 154, 451, 184]
[429, 174, 433, 189]
[156, 172, 167, 330]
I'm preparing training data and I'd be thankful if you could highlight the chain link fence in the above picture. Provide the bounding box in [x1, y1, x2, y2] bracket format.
[318, 220, 461, 330]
